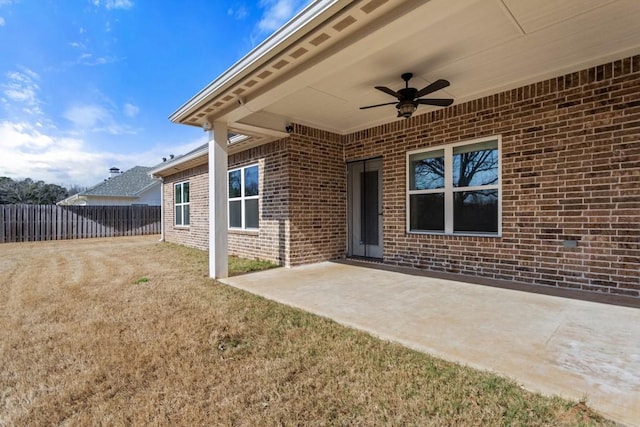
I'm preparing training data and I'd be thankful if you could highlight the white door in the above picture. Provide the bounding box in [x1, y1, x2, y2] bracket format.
[348, 158, 383, 259]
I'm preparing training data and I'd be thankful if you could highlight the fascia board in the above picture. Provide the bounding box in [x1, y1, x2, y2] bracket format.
[148, 145, 209, 176]
[169, 0, 346, 123]
[148, 133, 255, 177]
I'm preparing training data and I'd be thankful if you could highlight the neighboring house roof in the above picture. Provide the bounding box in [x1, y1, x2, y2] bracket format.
[58, 166, 161, 205]
[82, 166, 159, 197]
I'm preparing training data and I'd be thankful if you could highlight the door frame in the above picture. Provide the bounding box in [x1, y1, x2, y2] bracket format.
[347, 157, 383, 259]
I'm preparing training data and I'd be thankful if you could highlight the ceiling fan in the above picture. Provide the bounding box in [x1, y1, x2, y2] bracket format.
[360, 73, 453, 119]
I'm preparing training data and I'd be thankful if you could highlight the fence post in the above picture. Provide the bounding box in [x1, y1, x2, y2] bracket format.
[0, 206, 3, 243]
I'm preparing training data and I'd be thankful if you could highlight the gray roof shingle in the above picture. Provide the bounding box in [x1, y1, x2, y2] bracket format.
[81, 166, 159, 197]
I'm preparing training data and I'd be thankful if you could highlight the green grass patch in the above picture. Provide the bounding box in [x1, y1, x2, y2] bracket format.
[133, 276, 150, 284]
[228, 255, 278, 276]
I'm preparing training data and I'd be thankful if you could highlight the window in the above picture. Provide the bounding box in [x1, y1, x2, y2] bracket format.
[174, 181, 190, 226]
[228, 164, 259, 230]
[407, 137, 500, 235]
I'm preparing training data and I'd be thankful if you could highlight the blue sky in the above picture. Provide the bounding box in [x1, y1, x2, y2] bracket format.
[0, 0, 311, 187]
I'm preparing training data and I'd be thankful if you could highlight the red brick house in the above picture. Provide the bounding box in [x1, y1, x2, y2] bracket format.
[150, 0, 640, 298]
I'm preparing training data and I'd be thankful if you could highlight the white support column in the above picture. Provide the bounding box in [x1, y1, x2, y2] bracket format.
[209, 121, 229, 278]
[159, 178, 165, 242]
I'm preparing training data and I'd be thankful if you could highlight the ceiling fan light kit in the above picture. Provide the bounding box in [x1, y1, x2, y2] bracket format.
[397, 101, 417, 118]
[360, 72, 453, 119]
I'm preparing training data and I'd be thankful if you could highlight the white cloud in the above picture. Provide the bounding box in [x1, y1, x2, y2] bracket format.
[68, 25, 120, 67]
[0, 122, 56, 150]
[0, 120, 207, 187]
[4, 85, 36, 103]
[228, 6, 248, 20]
[0, 121, 101, 186]
[2, 68, 43, 116]
[63, 103, 136, 135]
[0, 16, 5, 26]
[93, 0, 134, 10]
[64, 104, 110, 129]
[75, 53, 119, 66]
[107, 0, 133, 9]
[123, 103, 139, 118]
[257, 0, 305, 33]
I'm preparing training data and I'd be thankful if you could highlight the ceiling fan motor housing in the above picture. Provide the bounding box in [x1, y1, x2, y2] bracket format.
[398, 87, 417, 101]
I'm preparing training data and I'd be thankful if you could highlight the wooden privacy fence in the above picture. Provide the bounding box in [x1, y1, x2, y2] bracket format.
[0, 205, 161, 243]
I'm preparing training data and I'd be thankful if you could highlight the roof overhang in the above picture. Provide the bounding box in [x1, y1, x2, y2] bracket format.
[149, 144, 209, 178]
[170, 0, 640, 146]
[170, 0, 349, 124]
[149, 133, 265, 177]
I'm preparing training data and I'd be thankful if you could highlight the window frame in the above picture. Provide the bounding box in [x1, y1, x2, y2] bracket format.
[228, 163, 260, 231]
[406, 135, 502, 237]
[174, 181, 190, 227]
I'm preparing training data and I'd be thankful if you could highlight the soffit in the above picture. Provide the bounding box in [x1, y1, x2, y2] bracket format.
[177, 0, 640, 136]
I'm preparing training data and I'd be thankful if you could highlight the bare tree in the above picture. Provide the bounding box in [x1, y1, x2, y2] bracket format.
[413, 148, 499, 231]
[0, 177, 69, 204]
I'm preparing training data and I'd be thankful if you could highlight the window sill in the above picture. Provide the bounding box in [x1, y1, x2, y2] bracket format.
[173, 225, 190, 230]
[229, 228, 259, 236]
[407, 230, 501, 238]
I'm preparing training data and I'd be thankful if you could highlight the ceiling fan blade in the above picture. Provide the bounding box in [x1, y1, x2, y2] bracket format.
[416, 98, 454, 107]
[360, 101, 398, 110]
[415, 79, 450, 98]
[374, 86, 399, 98]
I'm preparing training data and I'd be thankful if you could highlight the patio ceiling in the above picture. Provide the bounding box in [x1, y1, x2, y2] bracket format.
[171, 0, 640, 140]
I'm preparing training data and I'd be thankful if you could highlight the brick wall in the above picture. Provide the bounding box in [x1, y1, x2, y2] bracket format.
[161, 55, 638, 297]
[344, 55, 640, 297]
[228, 140, 291, 265]
[164, 129, 346, 267]
[222, 126, 346, 267]
[287, 125, 347, 265]
[162, 163, 209, 251]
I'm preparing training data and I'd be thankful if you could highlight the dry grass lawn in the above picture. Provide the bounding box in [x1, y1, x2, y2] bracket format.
[0, 236, 613, 426]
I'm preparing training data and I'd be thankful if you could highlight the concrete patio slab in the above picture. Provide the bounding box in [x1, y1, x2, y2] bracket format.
[221, 261, 640, 426]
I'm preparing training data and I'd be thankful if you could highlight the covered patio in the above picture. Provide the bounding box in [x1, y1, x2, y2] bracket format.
[158, 0, 640, 300]
[222, 262, 640, 426]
